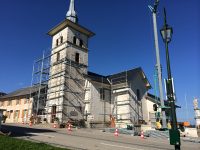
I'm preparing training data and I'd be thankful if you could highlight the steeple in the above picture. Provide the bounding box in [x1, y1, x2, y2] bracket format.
[66, 0, 78, 23]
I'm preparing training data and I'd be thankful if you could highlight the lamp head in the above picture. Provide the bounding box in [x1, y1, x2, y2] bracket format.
[160, 8, 173, 43]
[160, 25, 173, 43]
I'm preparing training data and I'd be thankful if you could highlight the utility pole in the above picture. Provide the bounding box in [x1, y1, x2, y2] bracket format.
[149, 0, 167, 128]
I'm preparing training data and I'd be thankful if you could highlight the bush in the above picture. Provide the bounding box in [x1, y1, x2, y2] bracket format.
[127, 125, 133, 130]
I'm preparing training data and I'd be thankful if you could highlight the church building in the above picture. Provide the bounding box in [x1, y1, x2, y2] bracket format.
[45, 0, 151, 128]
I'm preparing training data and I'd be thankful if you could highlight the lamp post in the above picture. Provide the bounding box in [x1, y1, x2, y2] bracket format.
[160, 8, 181, 150]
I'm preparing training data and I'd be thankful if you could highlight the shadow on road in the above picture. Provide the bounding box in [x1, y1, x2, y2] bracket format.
[1, 124, 56, 138]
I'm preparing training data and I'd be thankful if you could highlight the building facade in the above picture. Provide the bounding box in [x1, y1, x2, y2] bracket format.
[141, 93, 160, 127]
[85, 68, 151, 128]
[0, 86, 44, 123]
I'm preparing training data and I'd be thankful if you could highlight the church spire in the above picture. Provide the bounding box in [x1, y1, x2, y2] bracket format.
[66, 0, 78, 23]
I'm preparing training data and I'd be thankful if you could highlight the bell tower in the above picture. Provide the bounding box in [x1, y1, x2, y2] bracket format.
[46, 0, 95, 123]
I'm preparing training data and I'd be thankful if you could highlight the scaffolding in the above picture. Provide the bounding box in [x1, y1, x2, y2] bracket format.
[98, 76, 112, 126]
[29, 50, 50, 121]
[30, 44, 87, 124]
[109, 70, 142, 126]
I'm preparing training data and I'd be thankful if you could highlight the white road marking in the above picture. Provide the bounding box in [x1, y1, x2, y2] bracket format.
[29, 133, 55, 138]
[101, 143, 144, 150]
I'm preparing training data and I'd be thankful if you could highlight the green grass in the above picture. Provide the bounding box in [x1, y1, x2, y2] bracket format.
[0, 135, 69, 150]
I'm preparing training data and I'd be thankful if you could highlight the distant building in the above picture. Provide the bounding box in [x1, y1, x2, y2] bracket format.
[0, 86, 45, 123]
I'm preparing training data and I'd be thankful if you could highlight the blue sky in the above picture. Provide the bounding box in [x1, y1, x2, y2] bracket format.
[0, 0, 199, 123]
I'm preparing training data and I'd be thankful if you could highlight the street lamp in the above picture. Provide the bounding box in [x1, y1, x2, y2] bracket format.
[160, 8, 181, 150]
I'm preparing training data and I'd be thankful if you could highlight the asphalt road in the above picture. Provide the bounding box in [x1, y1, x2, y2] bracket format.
[1, 124, 200, 150]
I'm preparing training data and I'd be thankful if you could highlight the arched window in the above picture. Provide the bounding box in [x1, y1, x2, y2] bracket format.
[73, 36, 77, 44]
[60, 36, 63, 44]
[57, 52, 60, 62]
[79, 39, 83, 47]
[75, 52, 80, 63]
[56, 39, 59, 46]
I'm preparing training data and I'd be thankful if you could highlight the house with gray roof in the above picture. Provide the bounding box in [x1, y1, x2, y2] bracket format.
[0, 85, 46, 123]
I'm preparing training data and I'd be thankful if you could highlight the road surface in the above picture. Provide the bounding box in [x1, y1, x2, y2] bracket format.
[1, 123, 200, 150]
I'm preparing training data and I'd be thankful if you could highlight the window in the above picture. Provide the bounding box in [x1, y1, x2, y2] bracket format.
[79, 39, 83, 47]
[7, 100, 12, 106]
[100, 88, 105, 100]
[73, 36, 77, 44]
[6, 111, 9, 117]
[14, 110, 20, 119]
[24, 98, 29, 104]
[136, 89, 140, 100]
[52, 105, 56, 115]
[22, 109, 27, 118]
[55, 36, 63, 47]
[8, 110, 12, 119]
[51, 105, 57, 123]
[57, 52, 60, 62]
[60, 36, 63, 44]
[8, 111, 11, 119]
[16, 99, 20, 105]
[56, 39, 59, 46]
[75, 53, 80, 63]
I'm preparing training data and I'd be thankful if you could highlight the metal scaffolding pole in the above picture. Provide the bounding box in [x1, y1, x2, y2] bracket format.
[36, 51, 45, 116]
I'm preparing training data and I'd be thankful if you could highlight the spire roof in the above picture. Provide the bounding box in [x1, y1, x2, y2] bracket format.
[66, 0, 78, 23]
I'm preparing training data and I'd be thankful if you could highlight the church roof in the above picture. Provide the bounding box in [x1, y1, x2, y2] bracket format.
[47, 19, 95, 37]
[87, 72, 110, 84]
[87, 67, 151, 89]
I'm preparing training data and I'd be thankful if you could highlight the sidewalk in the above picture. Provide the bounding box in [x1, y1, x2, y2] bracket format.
[182, 137, 200, 143]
